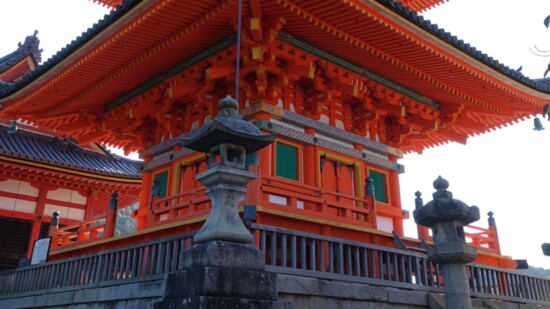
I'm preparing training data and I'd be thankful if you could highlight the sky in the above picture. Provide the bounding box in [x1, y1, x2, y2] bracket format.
[2, 0, 550, 268]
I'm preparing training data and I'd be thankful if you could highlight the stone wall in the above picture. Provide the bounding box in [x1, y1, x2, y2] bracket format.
[1, 274, 549, 309]
[0, 277, 164, 309]
[277, 275, 550, 309]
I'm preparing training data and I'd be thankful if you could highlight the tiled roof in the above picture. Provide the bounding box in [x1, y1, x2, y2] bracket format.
[377, 0, 550, 93]
[0, 0, 548, 99]
[0, 125, 142, 179]
[0, 0, 140, 97]
[0, 30, 42, 74]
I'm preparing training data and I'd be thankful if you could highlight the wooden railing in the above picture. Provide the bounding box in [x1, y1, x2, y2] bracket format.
[150, 187, 210, 226]
[251, 224, 550, 305]
[1, 224, 549, 305]
[258, 175, 376, 227]
[465, 225, 499, 254]
[0, 232, 194, 296]
[51, 217, 108, 248]
[421, 220, 500, 255]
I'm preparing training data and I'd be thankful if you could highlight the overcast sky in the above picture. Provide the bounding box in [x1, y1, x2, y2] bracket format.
[2, 0, 550, 268]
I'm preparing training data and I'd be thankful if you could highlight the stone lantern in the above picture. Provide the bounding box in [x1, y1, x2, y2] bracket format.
[413, 176, 480, 309]
[154, 96, 282, 308]
[180, 95, 275, 243]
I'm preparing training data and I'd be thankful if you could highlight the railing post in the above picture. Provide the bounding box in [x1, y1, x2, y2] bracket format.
[103, 192, 118, 238]
[414, 191, 430, 241]
[487, 211, 501, 254]
[49, 211, 60, 236]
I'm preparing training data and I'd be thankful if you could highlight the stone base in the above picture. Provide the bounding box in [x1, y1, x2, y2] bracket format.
[155, 296, 292, 309]
[179, 240, 265, 270]
[153, 241, 291, 309]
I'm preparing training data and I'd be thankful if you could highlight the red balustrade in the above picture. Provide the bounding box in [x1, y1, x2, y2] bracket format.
[50, 217, 108, 249]
[149, 187, 211, 227]
[258, 174, 377, 228]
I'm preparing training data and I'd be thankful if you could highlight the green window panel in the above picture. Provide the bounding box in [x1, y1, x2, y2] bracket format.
[369, 170, 388, 203]
[153, 170, 169, 198]
[276, 143, 298, 180]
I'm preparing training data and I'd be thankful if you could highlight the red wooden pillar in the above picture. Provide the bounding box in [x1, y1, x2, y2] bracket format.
[26, 184, 52, 259]
[388, 155, 404, 236]
[135, 156, 153, 230]
[103, 192, 118, 238]
[83, 189, 95, 220]
[303, 128, 317, 211]
[255, 111, 272, 207]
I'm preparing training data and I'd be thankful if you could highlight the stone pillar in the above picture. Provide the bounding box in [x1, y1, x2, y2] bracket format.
[413, 176, 479, 309]
[153, 96, 287, 308]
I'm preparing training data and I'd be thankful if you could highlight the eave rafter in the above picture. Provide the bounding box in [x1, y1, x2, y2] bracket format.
[275, 0, 509, 115]
[0, 159, 141, 194]
[18, 0, 236, 151]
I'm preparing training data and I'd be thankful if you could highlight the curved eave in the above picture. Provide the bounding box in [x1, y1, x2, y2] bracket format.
[272, 0, 550, 152]
[0, 155, 142, 183]
[0, 0, 237, 116]
[0, 0, 149, 107]
[0, 0, 548, 154]
[278, 0, 550, 104]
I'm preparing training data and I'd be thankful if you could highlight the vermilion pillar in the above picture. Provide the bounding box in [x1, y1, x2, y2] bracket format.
[135, 157, 153, 230]
[26, 184, 52, 259]
[389, 155, 404, 236]
[303, 128, 317, 212]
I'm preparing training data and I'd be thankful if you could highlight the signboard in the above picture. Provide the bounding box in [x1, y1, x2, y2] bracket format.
[30, 237, 52, 265]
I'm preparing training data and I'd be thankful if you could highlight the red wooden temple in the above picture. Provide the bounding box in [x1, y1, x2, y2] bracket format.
[0, 32, 142, 270]
[1, 0, 548, 270]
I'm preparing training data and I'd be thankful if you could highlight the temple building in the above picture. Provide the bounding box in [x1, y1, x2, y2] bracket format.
[0, 0, 548, 271]
[0, 32, 142, 271]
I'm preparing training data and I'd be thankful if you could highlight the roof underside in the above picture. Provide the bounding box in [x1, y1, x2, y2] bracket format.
[0, 0, 548, 153]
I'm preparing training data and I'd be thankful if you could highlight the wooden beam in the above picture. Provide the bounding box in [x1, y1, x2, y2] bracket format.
[166, 82, 203, 100]
[250, 17, 263, 41]
[249, 0, 262, 17]
[77, 130, 112, 145]
[436, 128, 468, 145]
[57, 118, 96, 134]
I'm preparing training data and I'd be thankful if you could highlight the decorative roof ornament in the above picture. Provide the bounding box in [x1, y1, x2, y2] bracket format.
[0, 30, 42, 73]
[7, 119, 17, 135]
[534, 117, 545, 131]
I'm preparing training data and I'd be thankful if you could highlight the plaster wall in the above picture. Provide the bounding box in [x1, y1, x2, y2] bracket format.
[0, 196, 36, 214]
[1, 179, 39, 197]
[47, 189, 87, 205]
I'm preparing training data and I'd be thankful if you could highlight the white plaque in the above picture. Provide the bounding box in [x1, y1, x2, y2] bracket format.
[30, 237, 52, 265]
